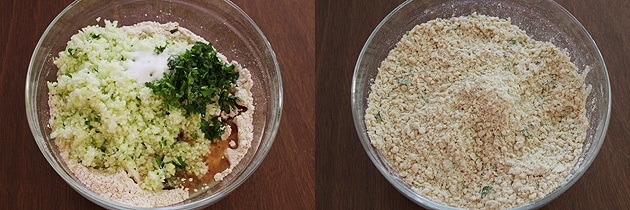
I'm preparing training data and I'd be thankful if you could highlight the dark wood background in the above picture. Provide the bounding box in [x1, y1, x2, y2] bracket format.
[316, 0, 630, 209]
[0, 0, 314, 209]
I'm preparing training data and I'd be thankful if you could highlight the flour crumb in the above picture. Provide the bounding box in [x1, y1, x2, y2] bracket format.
[365, 14, 588, 209]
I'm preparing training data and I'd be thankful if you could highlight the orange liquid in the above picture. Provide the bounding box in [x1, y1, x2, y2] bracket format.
[178, 121, 239, 194]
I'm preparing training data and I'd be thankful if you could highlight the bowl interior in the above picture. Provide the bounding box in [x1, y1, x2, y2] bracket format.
[26, 0, 281, 209]
[352, 0, 610, 209]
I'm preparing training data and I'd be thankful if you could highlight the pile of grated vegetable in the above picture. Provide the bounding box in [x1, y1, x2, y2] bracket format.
[48, 19, 254, 207]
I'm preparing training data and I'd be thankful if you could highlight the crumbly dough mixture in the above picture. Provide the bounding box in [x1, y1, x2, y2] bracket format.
[365, 14, 589, 209]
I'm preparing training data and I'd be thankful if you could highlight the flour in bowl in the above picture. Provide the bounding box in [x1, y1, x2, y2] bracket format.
[365, 14, 589, 209]
[48, 20, 254, 207]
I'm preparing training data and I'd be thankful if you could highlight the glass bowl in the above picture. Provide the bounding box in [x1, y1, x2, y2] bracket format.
[26, 0, 282, 209]
[351, 0, 610, 209]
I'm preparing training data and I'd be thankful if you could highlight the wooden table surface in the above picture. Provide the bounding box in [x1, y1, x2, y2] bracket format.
[0, 0, 314, 209]
[316, 0, 630, 209]
[3, 0, 629, 209]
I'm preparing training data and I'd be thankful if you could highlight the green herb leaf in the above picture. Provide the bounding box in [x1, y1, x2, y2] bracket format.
[146, 42, 239, 140]
[481, 185, 491, 198]
[67, 48, 77, 58]
[200, 117, 225, 140]
[174, 156, 186, 169]
[90, 33, 101, 39]
[155, 155, 165, 168]
[397, 77, 409, 85]
[509, 39, 517, 45]
[375, 111, 383, 122]
[520, 127, 531, 138]
[154, 41, 169, 54]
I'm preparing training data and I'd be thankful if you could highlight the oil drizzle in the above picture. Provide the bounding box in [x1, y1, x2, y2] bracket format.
[178, 120, 239, 194]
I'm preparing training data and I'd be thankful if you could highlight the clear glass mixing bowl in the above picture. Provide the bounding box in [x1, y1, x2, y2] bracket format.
[352, 0, 610, 209]
[26, 0, 282, 209]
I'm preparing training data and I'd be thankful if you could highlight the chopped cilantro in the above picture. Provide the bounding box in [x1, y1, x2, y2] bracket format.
[509, 39, 517, 45]
[155, 155, 165, 168]
[397, 77, 409, 85]
[146, 42, 239, 140]
[520, 127, 531, 138]
[154, 41, 169, 54]
[200, 117, 225, 140]
[375, 111, 383, 121]
[67, 48, 77, 57]
[481, 185, 491, 198]
[174, 156, 186, 169]
[90, 33, 101, 39]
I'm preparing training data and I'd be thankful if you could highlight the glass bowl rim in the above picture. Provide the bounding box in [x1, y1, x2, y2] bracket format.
[351, 0, 611, 209]
[26, 0, 283, 209]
